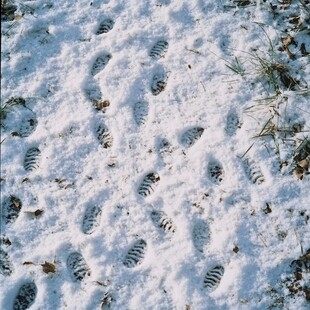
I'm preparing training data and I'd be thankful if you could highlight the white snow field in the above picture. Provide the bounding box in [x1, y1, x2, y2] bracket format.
[1, 0, 309, 309]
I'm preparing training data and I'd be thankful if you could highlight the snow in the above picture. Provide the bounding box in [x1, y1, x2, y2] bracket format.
[1, 0, 309, 309]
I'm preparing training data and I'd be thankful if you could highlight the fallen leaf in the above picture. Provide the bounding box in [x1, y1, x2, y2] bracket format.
[233, 246, 239, 253]
[41, 261, 56, 274]
[263, 203, 272, 214]
[11, 197, 21, 209]
[34, 209, 44, 217]
[281, 35, 296, 48]
[14, 15, 23, 21]
[294, 166, 304, 180]
[297, 159, 309, 170]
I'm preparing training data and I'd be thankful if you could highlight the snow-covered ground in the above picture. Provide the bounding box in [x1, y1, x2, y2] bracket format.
[1, 0, 309, 309]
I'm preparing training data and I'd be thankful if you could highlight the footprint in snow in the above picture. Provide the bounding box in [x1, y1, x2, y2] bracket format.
[13, 282, 37, 310]
[2, 103, 38, 138]
[150, 210, 176, 234]
[96, 18, 114, 35]
[192, 220, 211, 253]
[207, 159, 224, 185]
[1, 195, 22, 225]
[149, 40, 169, 59]
[123, 239, 147, 268]
[67, 252, 91, 282]
[0, 248, 14, 276]
[156, 137, 173, 158]
[100, 291, 115, 309]
[225, 110, 240, 136]
[24, 147, 41, 172]
[137, 172, 160, 197]
[180, 127, 204, 148]
[151, 71, 168, 96]
[242, 157, 265, 185]
[18, 117, 38, 138]
[96, 124, 113, 149]
[133, 101, 149, 127]
[82, 205, 102, 235]
[84, 80, 103, 102]
[203, 265, 225, 291]
[91, 53, 112, 76]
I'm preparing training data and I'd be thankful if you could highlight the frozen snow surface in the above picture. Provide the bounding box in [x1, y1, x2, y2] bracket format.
[1, 0, 310, 309]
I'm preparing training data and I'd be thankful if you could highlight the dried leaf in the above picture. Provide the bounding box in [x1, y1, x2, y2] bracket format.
[294, 166, 304, 180]
[92, 99, 110, 112]
[233, 246, 239, 253]
[34, 209, 44, 217]
[281, 35, 295, 47]
[263, 203, 272, 214]
[41, 261, 56, 274]
[297, 159, 309, 170]
[11, 197, 21, 209]
[292, 124, 302, 133]
[14, 15, 23, 21]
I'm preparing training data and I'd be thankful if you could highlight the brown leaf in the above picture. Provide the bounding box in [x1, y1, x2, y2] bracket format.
[294, 166, 304, 180]
[233, 246, 239, 253]
[92, 99, 110, 112]
[34, 209, 44, 217]
[297, 159, 309, 170]
[41, 261, 56, 274]
[263, 203, 272, 214]
[14, 15, 23, 21]
[281, 35, 294, 48]
[11, 197, 21, 209]
[292, 123, 302, 133]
